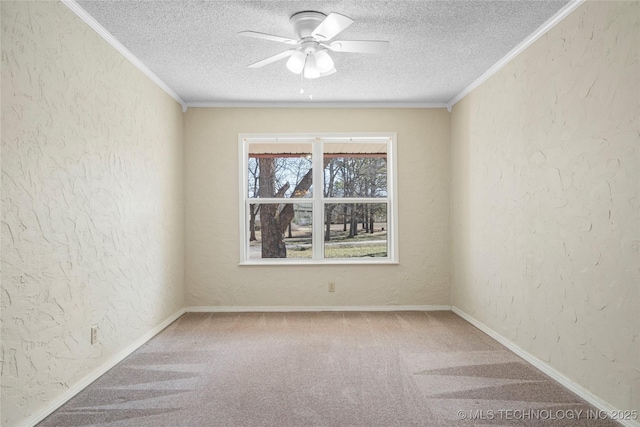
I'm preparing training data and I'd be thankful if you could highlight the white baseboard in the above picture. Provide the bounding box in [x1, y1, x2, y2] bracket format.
[185, 305, 452, 313]
[23, 305, 636, 427]
[452, 306, 639, 427]
[21, 308, 186, 427]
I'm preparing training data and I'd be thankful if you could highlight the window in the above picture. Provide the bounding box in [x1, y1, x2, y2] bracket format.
[239, 133, 398, 264]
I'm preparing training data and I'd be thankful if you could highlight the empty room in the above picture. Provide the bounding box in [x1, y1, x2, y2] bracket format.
[1, 0, 638, 426]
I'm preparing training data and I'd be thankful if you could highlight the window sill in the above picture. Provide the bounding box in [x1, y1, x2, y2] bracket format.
[239, 259, 399, 266]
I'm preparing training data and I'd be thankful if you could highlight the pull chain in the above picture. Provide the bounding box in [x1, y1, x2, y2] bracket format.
[298, 54, 313, 99]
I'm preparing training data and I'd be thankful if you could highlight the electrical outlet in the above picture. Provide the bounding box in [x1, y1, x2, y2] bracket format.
[329, 282, 335, 292]
[91, 326, 98, 345]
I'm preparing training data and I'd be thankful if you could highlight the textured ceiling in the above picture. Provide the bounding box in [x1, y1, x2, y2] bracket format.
[75, 0, 570, 105]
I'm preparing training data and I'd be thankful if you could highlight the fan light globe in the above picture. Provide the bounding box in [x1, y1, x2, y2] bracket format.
[304, 55, 320, 79]
[286, 51, 306, 74]
[314, 50, 334, 73]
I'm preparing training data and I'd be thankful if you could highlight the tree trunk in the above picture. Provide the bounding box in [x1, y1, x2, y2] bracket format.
[343, 205, 348, 231]
[324, 161, 337, 242]
[348, 204, 358, 238]
[258, 158, 285, 257]
[260, 203, 287, 257]
[363, 207, 368, 232]
[258, 157, 315, 258]
[369, 208, 374, 234]
[276, 172, 311, 232]
[325, 205, 335, 241]
[350, 217, 358, 237]
[249, 204, 257, 241]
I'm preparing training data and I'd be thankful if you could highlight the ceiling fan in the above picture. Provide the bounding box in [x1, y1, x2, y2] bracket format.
[239, 11, 390, 79]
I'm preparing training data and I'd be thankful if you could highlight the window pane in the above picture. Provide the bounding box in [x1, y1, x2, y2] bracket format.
[323, 203, 387, 258]
[323, 143, 387, 198]
[248, 143, 313, 198]
[249, 203, 313, 259]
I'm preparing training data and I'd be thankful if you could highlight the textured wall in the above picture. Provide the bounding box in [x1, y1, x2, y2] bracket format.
[185, 108, 450, 307]
[450, 0, 639, 414]
[1, 2, 185, 426]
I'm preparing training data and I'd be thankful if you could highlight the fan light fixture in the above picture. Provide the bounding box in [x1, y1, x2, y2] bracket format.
[303, 54, 320, 79]
[286, 51, 306, 74]
[286, 49, 334, 79]
[240, 10, 390, 89]
[314, 50, 334, 73]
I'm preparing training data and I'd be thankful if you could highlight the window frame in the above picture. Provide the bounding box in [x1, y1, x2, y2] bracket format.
[239, 132, 399, 265]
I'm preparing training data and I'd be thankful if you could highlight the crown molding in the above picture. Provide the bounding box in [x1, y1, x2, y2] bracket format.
[62, 0, 583, 114]
[446, 0, 585, 111]
[61, 0, 187, 112]
[186, 101, 448, 109]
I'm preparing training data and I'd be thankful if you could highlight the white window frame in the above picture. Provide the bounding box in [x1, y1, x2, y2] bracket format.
[239, 132, 398, 265]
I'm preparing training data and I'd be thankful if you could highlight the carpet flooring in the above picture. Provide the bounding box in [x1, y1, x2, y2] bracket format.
[38, 311, 618, 426]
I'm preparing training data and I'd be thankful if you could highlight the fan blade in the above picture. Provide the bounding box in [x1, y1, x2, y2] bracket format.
[238, 31, 298, 45]
[311, 13, 354, 41]
[329, 40, 390, 54]
[247, 50, 294, 68]
[320, 67, 337, 77]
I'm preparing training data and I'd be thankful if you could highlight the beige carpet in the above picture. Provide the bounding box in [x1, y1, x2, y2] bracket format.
[39, 311, 618, 426]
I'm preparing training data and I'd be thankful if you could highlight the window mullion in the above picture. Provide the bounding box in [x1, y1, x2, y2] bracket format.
[324, 197, 390, 204]
[312, 140, 323, 260]
[247, 198, 311, 204]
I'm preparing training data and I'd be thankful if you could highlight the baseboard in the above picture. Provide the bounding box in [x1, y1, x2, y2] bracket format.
[185, 305, 452, 313]
[451, 306, 639, 427]
[23, 305, 635, 427]
[20, 308, 186, 427]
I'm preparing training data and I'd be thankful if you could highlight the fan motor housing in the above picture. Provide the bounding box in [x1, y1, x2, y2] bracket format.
[290, 11, 327, 39]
